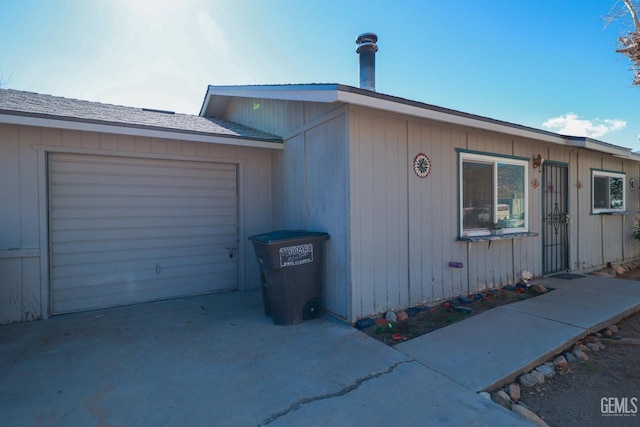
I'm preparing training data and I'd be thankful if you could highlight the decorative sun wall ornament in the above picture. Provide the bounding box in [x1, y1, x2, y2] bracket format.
[531, 178, 540, 189]
[413, 153, 431, 178]
[630, 178, 636, 191]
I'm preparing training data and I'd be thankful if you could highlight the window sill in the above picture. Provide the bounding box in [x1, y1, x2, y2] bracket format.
[457, 232, 539, 242]
[591, 211, 630, 216]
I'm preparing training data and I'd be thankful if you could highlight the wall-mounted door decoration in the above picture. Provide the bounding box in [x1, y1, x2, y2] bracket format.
[413, 153, 431, 178]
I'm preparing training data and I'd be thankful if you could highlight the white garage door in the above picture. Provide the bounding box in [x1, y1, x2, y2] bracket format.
[49, 153, 238, 314]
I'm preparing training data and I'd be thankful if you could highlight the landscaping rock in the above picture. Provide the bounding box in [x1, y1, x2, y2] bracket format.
[536, 363, 556, 379]
[613, 265, 626, 275]
[385, 311, 397, 322]
[396, 311, 408, 322]
[572, 347, 589, 361]
[586, 342, 602, 352]
[563, 352, 576, 362]
[603, 328, 614, 337]
[511, 403, 551, 427]
[530, 369, 546, 384]
[518, 372, 538, 388]
[454, 305, 472, 314]
[374, 318, 389, 326]
[608, 324, 619, 334]
[355, 318, 374, 330]
[492, 390, 512, 409]
[478, 391, 491, 400]
[405, 307, 419, 317]
[529, 284, 548, 294]
[553, 355, 568, 368]
[508, 383, 521, 402]
[457, 296, 473, 304]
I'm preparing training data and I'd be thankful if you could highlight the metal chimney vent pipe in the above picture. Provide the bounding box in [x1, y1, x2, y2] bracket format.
[356, 32, 378, 91]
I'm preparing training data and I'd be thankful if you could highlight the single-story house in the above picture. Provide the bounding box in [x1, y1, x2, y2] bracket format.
[2, 34, 639, 324]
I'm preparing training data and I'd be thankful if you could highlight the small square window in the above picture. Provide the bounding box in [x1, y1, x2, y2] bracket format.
[592, 170, 625, 213]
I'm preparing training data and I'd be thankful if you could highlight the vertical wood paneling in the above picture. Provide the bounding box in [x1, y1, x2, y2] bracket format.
[513, 138, 543, 278]
[0, 258, 22, 323]
[18, 127, 40, 248]
[624, 162, 640, 261]
[352, 110, 376, 316]
[135, 136, 152, 153]
[305, 115, 349, 317]
[100, 133, 118, 151]
[349, 108, 410, 318]
[0, 125, 20, 249]
[82, 132, 100, 150]
[0, 122, 274, 323]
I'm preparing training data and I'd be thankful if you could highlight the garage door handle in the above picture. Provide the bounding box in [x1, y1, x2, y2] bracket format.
[226, 247, 238, 259]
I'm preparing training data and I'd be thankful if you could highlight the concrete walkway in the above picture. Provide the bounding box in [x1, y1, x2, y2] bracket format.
[396, 274, 640, 392]
[1, 274, 638, 426]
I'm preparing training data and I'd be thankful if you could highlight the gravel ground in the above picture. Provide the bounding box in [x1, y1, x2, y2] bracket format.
[517, 272, 640, 427]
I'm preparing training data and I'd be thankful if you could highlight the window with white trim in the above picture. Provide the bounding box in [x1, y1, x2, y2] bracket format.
[459, 152, 528, 236]
[592, 169, 625, 213]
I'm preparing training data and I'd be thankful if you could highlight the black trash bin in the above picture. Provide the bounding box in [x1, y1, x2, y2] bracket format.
[248, 230, 330, 325]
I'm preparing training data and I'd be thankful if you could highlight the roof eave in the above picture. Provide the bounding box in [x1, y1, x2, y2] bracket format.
[334, 89, 567, 145]
[200, 84, 342, 118]
[0, 112, 283, 150]
[566, 136, 633, 158]
[199, 84, 636, 159]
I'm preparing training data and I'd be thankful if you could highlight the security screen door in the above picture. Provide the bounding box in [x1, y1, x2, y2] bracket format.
[542, 163, 569, 274]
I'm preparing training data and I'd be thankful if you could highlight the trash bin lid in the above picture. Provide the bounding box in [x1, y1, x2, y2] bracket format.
[248, 229, 329, 243]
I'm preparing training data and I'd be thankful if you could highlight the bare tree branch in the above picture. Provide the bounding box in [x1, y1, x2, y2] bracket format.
[608, 0, 640, 85]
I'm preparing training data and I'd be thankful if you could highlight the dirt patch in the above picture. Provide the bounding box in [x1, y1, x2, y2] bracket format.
[518, 311, 640, 426]
[361, 286, 547, 346]
[500, 268, 640, 426]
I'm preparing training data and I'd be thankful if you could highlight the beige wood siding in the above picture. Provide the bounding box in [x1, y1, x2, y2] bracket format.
[221, 97, 353, 320]
[0, 124, 41, 323]
[346, 106, 640, 321]
[0, 123, 273, 323]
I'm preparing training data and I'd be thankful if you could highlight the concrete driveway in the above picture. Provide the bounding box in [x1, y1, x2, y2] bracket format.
[0, 290, 529, 426]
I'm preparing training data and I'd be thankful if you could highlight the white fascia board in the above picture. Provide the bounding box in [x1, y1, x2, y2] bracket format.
[201, 85, 340, 113]
[566, 138, 633, 158]
[0, 113, 283, 150]
[336, 90, 567, 145]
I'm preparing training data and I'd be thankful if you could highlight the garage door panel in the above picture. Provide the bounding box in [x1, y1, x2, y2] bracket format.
[53, 244, 228, 266]
[51, 205, 236, 220]
[54, 272, 237, 314]
[49, 184, 237, 199]
[51, 224, 238, 243]
[55, 234, 235, 256]
[50, 171, 237, 188]
[51, 214, 236, 231]
[51, 156, 236, 180]
[53, 251, 233, 279]
[49, 153, 239, 314]
[50, 195, 235, 209]
[53, 259, 235, 290]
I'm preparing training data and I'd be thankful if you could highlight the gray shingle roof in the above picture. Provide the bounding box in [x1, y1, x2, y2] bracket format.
[0, 89, 281, 143]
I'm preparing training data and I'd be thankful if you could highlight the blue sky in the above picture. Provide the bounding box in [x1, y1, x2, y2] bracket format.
[1, 0, 638, 149]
